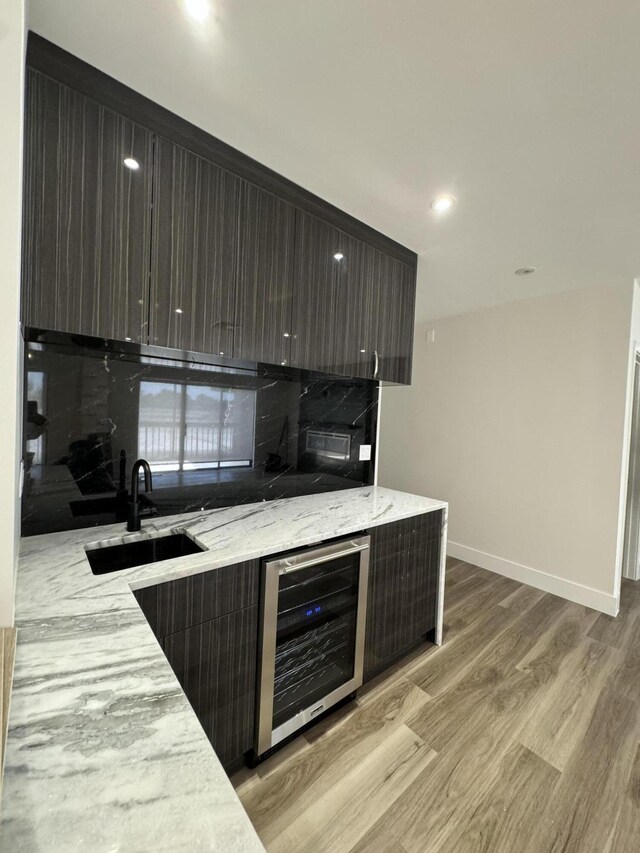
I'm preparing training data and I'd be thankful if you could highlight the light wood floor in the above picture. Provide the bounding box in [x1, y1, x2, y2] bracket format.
[232, 558, 640, 853]
[0, 627, 17, 795]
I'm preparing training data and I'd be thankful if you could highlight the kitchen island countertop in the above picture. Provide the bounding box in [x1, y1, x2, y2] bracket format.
[0, 486, 447, 852]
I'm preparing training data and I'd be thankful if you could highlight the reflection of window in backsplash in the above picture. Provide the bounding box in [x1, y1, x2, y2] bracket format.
[138, 380, 256, 472]
[26, 370, 46, 466]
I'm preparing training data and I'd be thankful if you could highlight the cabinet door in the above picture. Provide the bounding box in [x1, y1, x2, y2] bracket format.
[364, 511, 442, 680]
[150, 138, 240, 356]
[22, 69, 153, 342]
[290, 212, 375, 377]
[331, 233, 379, 379]
[290, 211, 344, 373]
[290, 210, 416, 382]
[235, 184, 296, 365]
[325, 236, 417, 383]
[345, 247, 416, 385]
[373, 258, 416, 385]
[133, 559, 259, 638]
[161, 605, 258, 769]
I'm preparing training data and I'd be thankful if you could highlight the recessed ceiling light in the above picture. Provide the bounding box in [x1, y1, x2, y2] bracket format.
[185, 0, 211, 21]
[125, 337, 132, 342]
[333, 253, 344, 261]
[430, 194, 456, 213]
[175, 308, 183, 314]
[360, 349, 366, 353]
[123, 157, 140, 170]
[283, 332, 290, 338]
[515, 267, 537, 276]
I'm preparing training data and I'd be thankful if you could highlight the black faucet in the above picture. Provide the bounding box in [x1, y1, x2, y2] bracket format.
[127, 458, 153, 532]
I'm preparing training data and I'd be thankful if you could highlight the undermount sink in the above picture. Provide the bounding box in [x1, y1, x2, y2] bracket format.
[86, 532, 205, 575]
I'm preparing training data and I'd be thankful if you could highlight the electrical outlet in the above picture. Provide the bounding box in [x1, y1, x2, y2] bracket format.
[359, 444, 372, 462]
[425, 329, 436, 343]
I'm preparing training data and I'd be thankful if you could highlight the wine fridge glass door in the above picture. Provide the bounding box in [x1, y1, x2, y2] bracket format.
[257, 536, 370, 757]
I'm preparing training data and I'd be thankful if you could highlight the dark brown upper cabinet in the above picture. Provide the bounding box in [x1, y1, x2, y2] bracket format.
[290, 212, 379, 379]
[234, 184, 296, 366]
[23, 37, 419, 384]
[149, 138, 241, 357]
[370, 254, 416, 386]
[291, 212, 416, 383]
[290, 211, 347, 374]
[22, 69, 153, 343]
[329, 231, 377, 380]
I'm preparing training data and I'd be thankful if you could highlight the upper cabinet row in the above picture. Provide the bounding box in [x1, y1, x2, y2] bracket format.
[22, 69, 416, 384]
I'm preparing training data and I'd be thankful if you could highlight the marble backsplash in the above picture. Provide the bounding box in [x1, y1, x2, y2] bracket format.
[22, 331, 378, 536]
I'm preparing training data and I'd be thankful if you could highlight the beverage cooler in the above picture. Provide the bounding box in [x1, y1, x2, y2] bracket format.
[254, 535, 370, 760]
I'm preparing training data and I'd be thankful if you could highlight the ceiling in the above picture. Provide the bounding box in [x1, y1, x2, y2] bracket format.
[28, 0, 640, 321]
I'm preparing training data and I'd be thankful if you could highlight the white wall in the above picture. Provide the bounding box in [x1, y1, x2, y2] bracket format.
[0, 0, 25, 626]
[619, 279, 640, 581]
[379, 284, 636, 615]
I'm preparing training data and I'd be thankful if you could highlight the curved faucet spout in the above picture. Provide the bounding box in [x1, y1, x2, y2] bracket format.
[127, 458, 153, 532]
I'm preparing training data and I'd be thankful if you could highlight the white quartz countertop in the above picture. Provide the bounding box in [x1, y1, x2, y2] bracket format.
[0, 486, 446, 852]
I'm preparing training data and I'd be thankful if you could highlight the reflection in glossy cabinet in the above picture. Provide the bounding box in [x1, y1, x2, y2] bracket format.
[235, 185, 296, 366]
[22, 69, 153, 342]
[150, 139, 241, 356]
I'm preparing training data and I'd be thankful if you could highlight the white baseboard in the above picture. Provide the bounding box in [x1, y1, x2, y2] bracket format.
[447, 541, 619, 616]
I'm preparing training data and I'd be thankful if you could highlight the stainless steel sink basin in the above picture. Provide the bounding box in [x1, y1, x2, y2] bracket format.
[86, 532, 205, 575]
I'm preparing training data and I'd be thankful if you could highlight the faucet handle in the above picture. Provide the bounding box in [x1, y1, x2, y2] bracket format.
[127, 500, 141, 532]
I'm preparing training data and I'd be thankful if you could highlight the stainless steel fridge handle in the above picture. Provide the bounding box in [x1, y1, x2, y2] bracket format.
[274, 539, 370, 575]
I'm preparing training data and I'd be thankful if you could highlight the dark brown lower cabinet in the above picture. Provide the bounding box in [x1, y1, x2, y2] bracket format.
[132, 512, 441, 769]
[133, 558, 259, 770]
[364, 511, 443, 680]
[160, 606, 258, 769]
[133, 559, 259, 638]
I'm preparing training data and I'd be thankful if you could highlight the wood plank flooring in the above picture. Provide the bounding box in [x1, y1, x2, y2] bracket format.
[232, 559, 640, 853]
[0, 627, 17, 794]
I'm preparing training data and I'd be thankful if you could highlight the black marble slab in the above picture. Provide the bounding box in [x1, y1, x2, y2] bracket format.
[22, 330, 378, 536]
